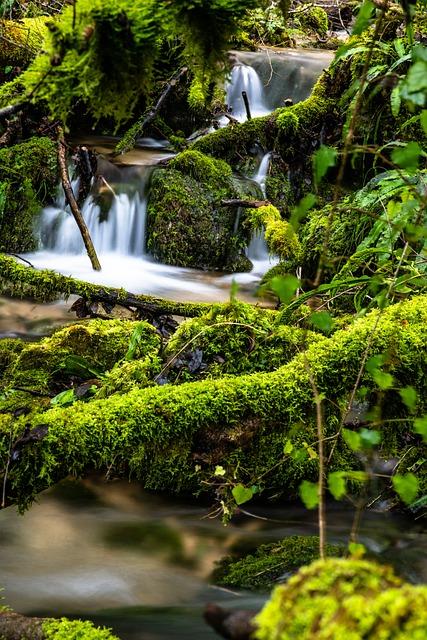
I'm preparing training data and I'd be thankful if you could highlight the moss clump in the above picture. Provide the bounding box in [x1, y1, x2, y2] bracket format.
[4, 318, 160, 395]
[296, 7, 329, 38]
[147, 151, 252, 271]
[0, 137, 58, 253]
[276, 110, 299, 135]
[43, 617, 119, 640]
[0, 296, 425, 509]
[213, 536, 345, 591]
[0, 17, 47, 67]
[247, 206, 301, 261]
[0, 338, 24, 377]
[164, 300, 321, 380]
[97, 355, 162, 397]
[255, 558, 427, 639]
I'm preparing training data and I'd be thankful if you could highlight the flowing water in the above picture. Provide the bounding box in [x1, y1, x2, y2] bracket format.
[15, 48, 335, 306]
[0, 48, 386, 638]
[0, 480, 426, 639]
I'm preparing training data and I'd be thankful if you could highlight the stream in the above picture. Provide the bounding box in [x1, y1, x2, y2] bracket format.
[5, 47, 414, 639]
[0, 480, 426, 638]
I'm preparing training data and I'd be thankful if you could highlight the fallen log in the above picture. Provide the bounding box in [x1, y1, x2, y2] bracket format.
[0, 611, 119, 639]
[57, 128, 101, 271]
[0, 295, 425, 510]
[115, 66, 188, 155]
[0, 253, 211, 318]
[221, 199, 271, 208]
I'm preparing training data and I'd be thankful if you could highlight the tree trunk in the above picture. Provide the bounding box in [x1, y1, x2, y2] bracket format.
[0, 253, 211, 318]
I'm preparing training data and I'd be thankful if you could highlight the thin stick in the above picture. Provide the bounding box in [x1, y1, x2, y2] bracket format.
[57, 128, 101, 271]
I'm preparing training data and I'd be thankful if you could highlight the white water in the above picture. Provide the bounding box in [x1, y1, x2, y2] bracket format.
[26, 48, 333, 301]
[226, 64, 270, 121]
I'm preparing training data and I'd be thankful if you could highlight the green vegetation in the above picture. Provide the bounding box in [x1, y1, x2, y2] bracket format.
[0, 137, 58, 253]
[0, 296, 425, 510]
[213, 536, 345, 591]
[255, 558, 427, 639]
[43, 618, 119, 640]
[147, 150, 252, 270]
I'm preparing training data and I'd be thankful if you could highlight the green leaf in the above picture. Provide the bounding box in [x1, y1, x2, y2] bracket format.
[421, 110, 427, 135]
[299, 480, 319, 509]
[214, 465, 226, 477]
[328, 472, 347, 500]
[232, 484, 254, 505]
[51, 389, 76, 407]
[414, 415, 427, 442]
[359, 428, 381, 448]
[399, 386, 417, 411]
[392, 473, 419, 505]
[289, 193, 316, 230]
[352, 0, 375, 35]
[391, 142, 422, 170]
[313, 145, 338, 186]
[309, 311, 334, 335]
[390, 86, 401, 117]
[59, 355, 102, 379]
[283, 439, 294, 455]
[126, 322, 150, 361]
[342, 428, 362, 452]
[291, 447, 309, 463]
[372, 369, 394, 390]
[270, 274, 300, 304]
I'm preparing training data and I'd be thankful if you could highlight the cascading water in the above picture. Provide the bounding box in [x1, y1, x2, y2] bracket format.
[26, 49, 333, 301]
[246, 152, 272, 267]
[226, 64, 270, 121]
[39, 188, 147, 256]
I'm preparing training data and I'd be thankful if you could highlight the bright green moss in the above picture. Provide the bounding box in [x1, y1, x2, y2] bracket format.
[0, 338, 24, 378]
[0, 137, 58, 253]
[265, 220, 301, 261]
[169, 150, 232, 190]
[43, 617, 119, 640]
[0, 296, 425, 509]
[164, 300, 321, 379]
[255, 558, 427, 640]
[97, 355, 162, 397]
[213, 536, 345, 591]
[247, 204, 281, 230]
[187, 77, 206, 111]
[276, 110, 299, 135]
[0, 17, 47, 66]
[5, 318, 160, 394]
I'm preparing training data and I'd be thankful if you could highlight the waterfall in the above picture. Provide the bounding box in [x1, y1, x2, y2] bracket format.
[38, 182, 148, 257]
[246, 153, 271, 264]
[226, 65, 270, 122]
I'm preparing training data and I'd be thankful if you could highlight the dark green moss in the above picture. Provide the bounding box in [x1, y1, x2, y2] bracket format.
[213, 536, 345, 591]
[147, 151, 252, 271]
[0, 137, 58, 253]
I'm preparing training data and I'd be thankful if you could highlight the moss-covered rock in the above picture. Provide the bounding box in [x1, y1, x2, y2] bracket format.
[0, 296, 425, 509]
[213, 536, 345, 591]
[255, 558, 427, 639]
[3, 318, 160, 395]
[0, 137, 58, 253]
[247, 205, 301, 262]
[0, 338, 24, 377]
[147, 150, 252, 271]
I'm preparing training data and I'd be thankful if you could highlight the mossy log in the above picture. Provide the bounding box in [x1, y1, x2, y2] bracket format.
[0, 612, 119, 639]
[0, 296, 425, 510]
[0, 254, 211, 317]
